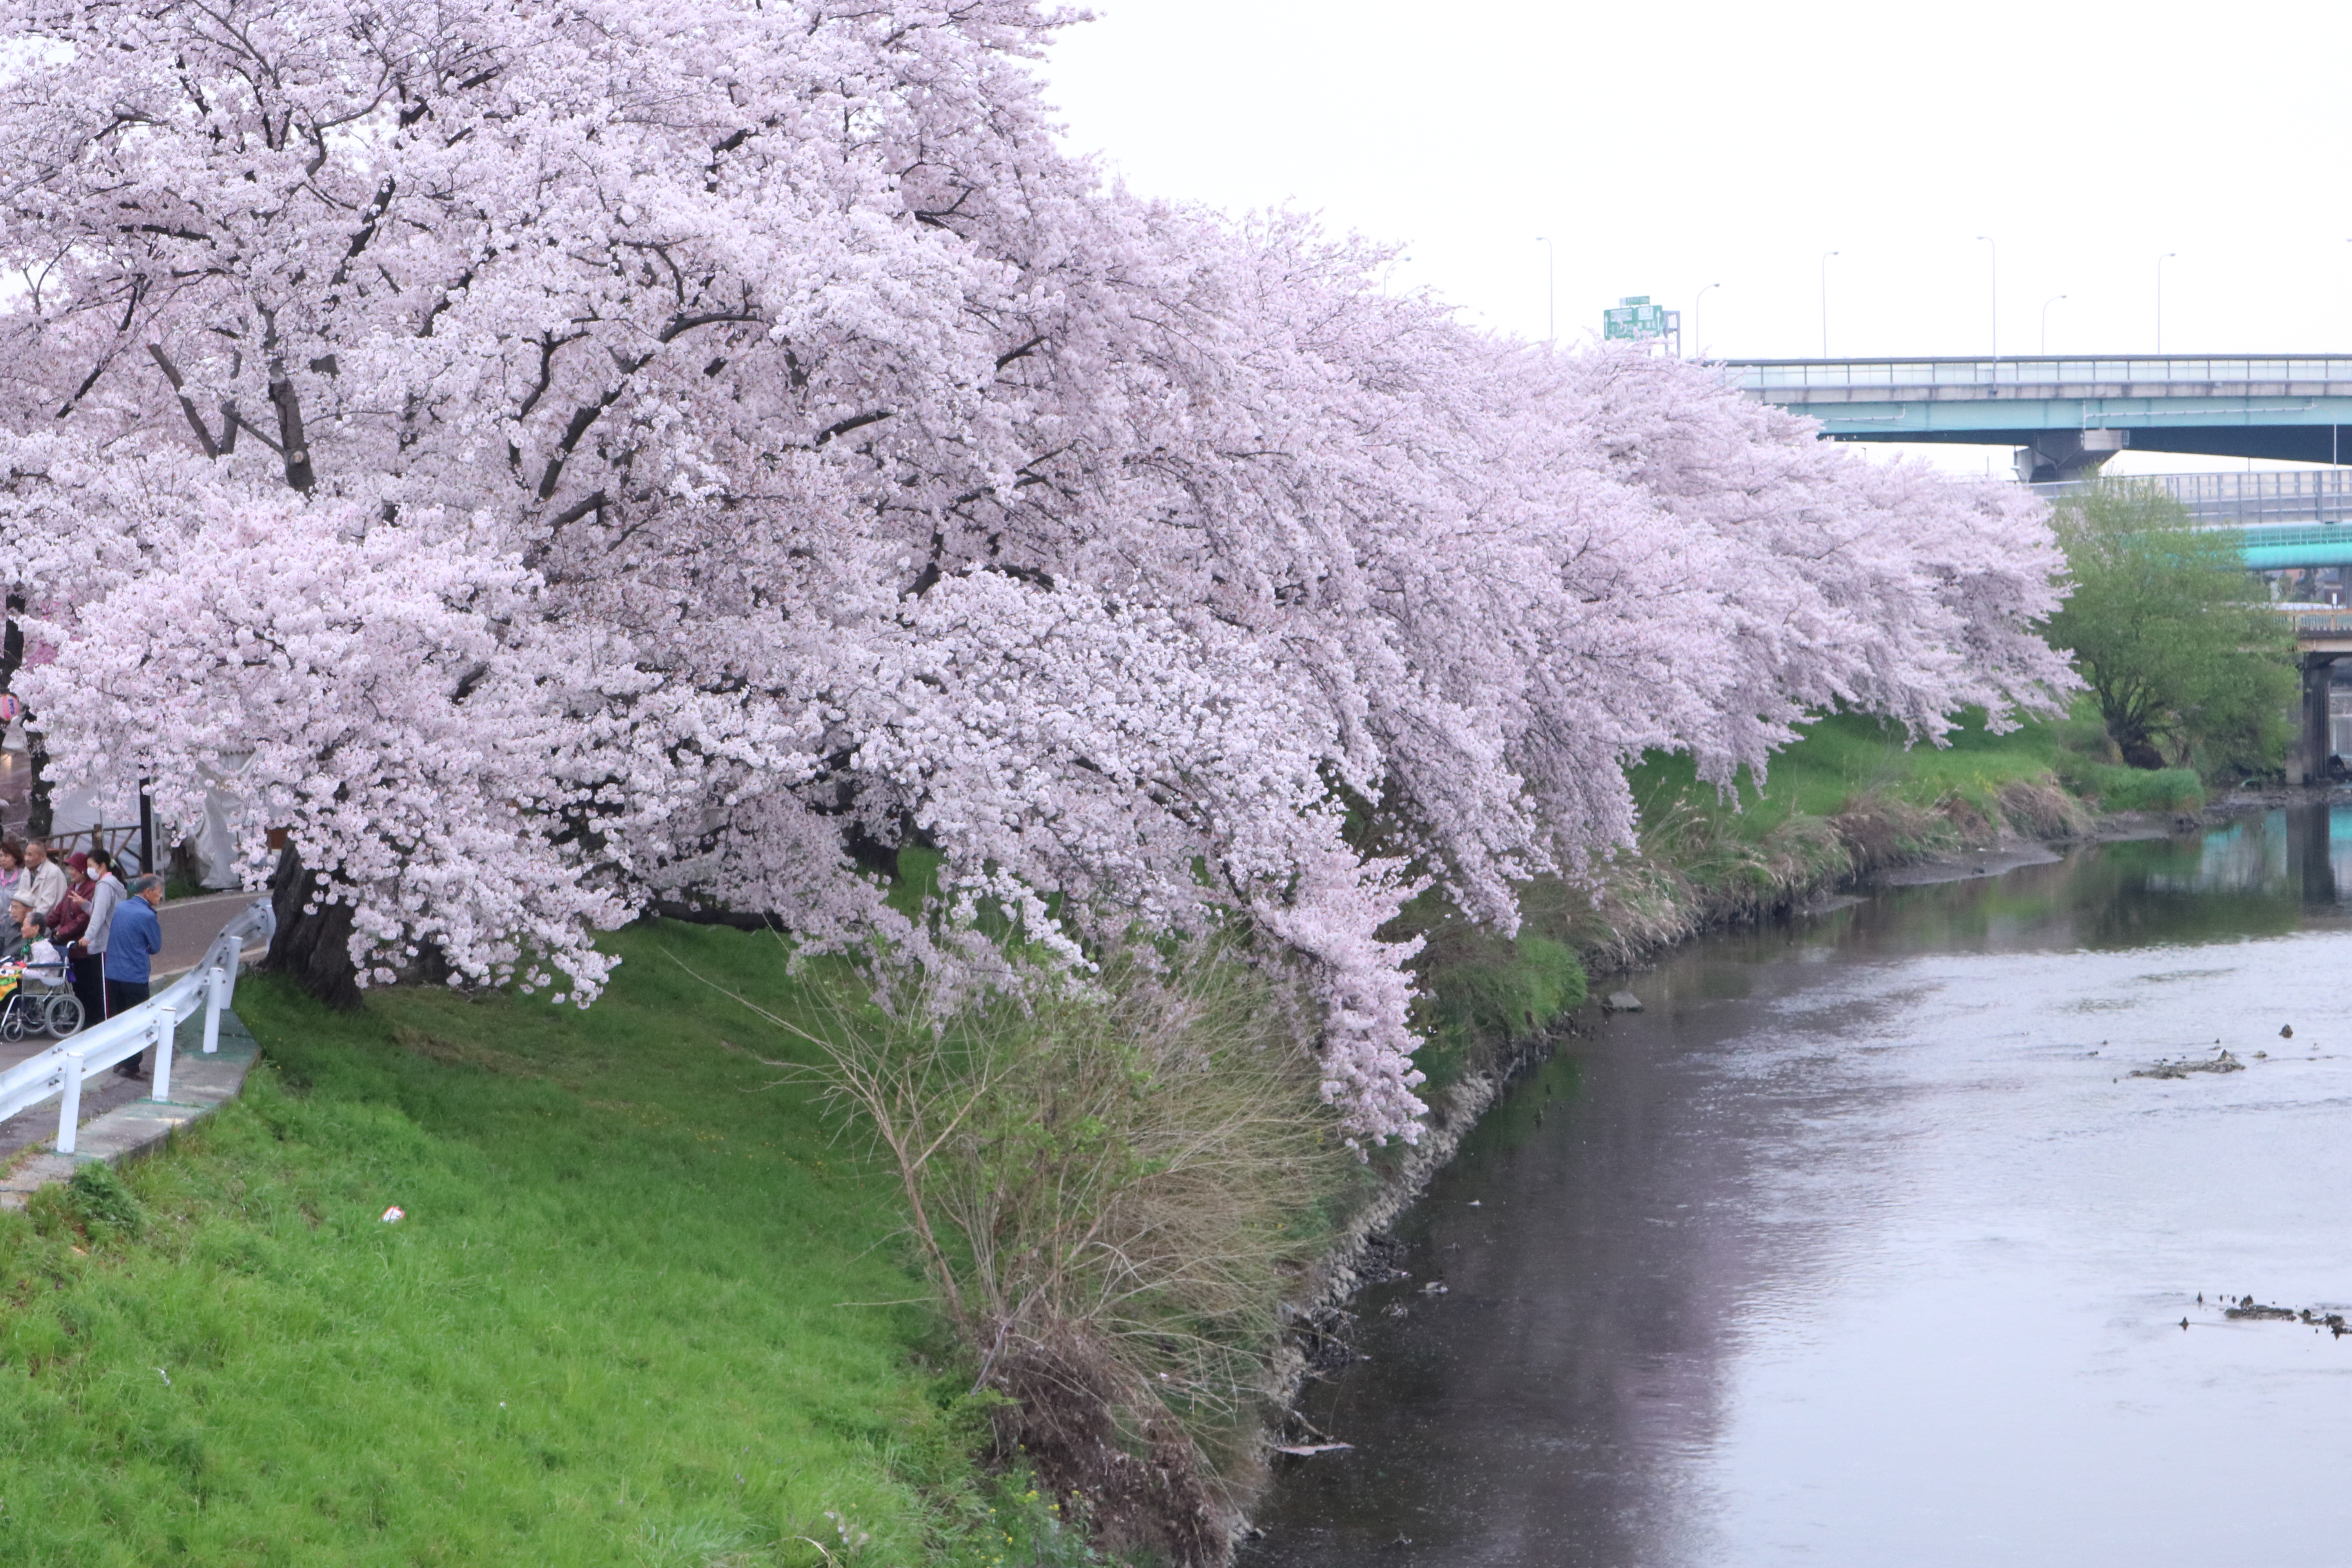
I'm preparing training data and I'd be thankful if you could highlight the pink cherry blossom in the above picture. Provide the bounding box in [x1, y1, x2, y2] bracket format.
[0, 0, 2072, 1140]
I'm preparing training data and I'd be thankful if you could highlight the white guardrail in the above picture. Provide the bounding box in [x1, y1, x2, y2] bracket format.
[0, 898, 275, 1154]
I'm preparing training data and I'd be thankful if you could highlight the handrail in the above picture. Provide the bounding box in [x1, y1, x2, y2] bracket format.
[0, 897, 276, 1153]
[1726, 356, 2352, 391]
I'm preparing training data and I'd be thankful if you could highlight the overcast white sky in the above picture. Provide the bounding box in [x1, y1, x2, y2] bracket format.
[1042, 0, 2352, 475]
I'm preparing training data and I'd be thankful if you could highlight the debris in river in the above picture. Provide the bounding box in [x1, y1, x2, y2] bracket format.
[2128, 1050, 2245, 1080]
[2225, 1298, 2300, 1322]
[1271, 1442, 1354, 1457]
[1604, 990, 1644, 1013]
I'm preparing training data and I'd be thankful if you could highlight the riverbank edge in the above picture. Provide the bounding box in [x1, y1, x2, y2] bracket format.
[1226, 775, 2215, 1559]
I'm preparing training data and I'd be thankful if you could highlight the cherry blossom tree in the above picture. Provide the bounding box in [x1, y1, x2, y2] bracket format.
[0, 0, 2072, 1140]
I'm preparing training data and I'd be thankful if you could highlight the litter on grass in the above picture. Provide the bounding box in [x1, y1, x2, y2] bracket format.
[381, 1206, 405, 1223]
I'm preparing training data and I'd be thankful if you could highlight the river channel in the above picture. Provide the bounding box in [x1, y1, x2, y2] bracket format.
[1242, 806, 2352, 1567]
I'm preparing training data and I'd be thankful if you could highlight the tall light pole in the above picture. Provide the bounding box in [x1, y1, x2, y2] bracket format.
[2040, 294, 2067, 355]
[1693, 281, 1721, 357]
[1819, 251, 1839, 358]
[2156, 252, 2177, 354]
[1536, 236, 1555, 347]
[1975, 235, 1998, 359]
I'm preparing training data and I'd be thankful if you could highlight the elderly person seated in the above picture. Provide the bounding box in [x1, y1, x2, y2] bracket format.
[14, 907, 58, 969]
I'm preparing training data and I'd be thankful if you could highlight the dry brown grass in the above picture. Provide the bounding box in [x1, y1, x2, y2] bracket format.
[693, 946, 1350, 1565]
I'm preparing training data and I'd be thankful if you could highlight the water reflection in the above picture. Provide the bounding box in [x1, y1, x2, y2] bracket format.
[1241, 807, 2352, 1568]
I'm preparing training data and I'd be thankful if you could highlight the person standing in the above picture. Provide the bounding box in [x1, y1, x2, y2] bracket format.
[82, 849, 128, 1074]
[57, 852, 100, 1033]
[83, 848, 124, 982]
[21, 838, 65, 921]
[0, 839, 24, 913]
[104, 875, 165, 1077]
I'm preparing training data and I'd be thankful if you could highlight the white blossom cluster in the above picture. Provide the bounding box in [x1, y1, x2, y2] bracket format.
[0, 0, 2073, 1139]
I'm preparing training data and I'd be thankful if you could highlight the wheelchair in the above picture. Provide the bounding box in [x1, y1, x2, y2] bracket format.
[0, 954, 84, 1041]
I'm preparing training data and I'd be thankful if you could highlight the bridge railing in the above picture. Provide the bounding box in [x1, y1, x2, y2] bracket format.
[2282, 609, 2352, 636]
[1730, 356, 2352, 392]
[2032, 471, 2352, 526]
[0, 898, 275, 1154]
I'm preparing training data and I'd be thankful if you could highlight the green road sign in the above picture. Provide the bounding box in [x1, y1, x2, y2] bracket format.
[1602, 296, 1675, 341]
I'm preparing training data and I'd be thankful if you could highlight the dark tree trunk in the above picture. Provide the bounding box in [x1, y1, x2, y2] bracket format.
[24, 723, 50, 839]
[0, 590, 43, 840]
[265, 842, 362, 1009]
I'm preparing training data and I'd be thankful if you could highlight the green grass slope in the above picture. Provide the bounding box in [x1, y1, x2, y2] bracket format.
[0, 923, 1072, 1568]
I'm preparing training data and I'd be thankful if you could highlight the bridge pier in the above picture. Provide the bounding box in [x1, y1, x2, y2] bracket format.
[2013, 428, 2128, 484]
[2294, 655, 2341, 785]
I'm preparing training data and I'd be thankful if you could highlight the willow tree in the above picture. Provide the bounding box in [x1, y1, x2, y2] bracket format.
[2045, 484, 2295, 773]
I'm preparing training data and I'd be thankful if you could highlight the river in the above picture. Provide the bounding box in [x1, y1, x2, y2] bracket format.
[1241, 806, 2352, 1568]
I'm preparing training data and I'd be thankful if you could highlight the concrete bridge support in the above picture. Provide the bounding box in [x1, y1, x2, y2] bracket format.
[2294, 655, 2341, 785]
[2013, 428, 2129, 484]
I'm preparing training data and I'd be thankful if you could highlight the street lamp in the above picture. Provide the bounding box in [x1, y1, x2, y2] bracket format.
[2156, 252, 2177, 354]
[1975, 235, 1998, 359]
[1819, 251, 1839, 358]
[2040, 294, 2067, 356]
[1693, 281, 1722, 356]
[1536, 237, 1555, 347]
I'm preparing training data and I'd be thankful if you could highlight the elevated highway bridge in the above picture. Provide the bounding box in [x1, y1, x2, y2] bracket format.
[1732, 354, 2352, 479]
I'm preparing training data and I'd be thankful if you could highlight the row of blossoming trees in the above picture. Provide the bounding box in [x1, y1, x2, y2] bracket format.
[0, 0, 2071, 1142]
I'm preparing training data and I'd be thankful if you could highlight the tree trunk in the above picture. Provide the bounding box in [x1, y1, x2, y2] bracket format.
[25, 724, 51, 839]
[265, 842, 362, 1009]
[0, 591, 43, 840]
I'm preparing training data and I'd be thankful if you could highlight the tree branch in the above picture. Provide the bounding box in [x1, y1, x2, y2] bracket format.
[145, 344, 222, 459]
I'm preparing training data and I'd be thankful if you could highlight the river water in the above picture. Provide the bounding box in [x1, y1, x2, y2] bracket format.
[1242, 807, 2352, 1568]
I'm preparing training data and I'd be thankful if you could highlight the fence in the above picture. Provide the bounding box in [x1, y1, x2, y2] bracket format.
[0, 898, 274, 1155]
[2031, 470, 2352, 528]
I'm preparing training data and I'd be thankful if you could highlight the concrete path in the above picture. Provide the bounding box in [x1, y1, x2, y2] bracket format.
[156, 889, 271, 975]
[0, 1009, 260, 1209]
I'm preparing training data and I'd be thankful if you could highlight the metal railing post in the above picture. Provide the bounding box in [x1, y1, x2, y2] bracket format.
[56, 1048, 85, 1155]
[202, 963, 225, 1054]
[150, 1005, 176, 1103]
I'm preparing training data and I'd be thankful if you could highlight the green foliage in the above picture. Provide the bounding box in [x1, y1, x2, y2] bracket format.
[0, 921, 1107, 1568]
[1405, 914, 1587, 1090]
[65, 1160, 146, 1239]
[2055, 761, 2205, 813]
[2044, 483, 2297, 775]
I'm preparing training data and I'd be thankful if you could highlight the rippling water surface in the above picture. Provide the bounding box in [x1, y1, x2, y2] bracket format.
[1241, 808, 2352, 1568]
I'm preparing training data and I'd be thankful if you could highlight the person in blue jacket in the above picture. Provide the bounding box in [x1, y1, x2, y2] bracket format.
[105, 875, 166, 1078]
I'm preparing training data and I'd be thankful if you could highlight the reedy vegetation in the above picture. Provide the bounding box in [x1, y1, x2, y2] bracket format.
[703, 946, 1350, 1563]
[0, 0, 2072, 1142]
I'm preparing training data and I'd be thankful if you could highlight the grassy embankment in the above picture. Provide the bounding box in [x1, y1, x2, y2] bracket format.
[0, 923, 1094, 1568]
[0, 703, 2199, 1566]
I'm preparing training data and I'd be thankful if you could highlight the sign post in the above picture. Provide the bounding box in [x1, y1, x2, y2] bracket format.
[1601, 296, 1682, 356]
